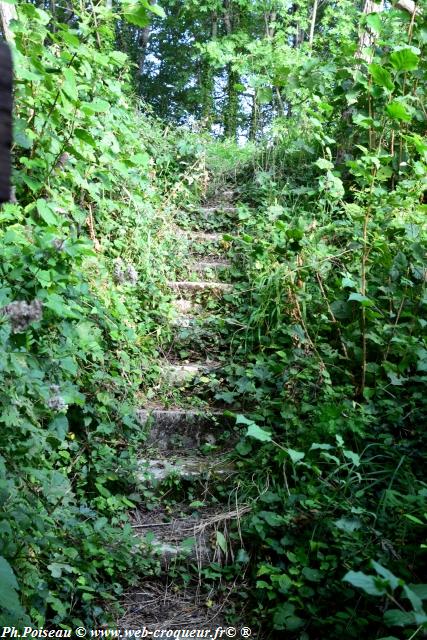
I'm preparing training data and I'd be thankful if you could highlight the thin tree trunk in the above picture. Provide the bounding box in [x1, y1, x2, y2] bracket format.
[356, 0, 384, 63]
[201, 12, 218, 126]
[249, 92, 258, 140]
[308, 0, 319, 48]
[138, 0, 156, 73]
[0, 1, 17, 41]
[222, 0, 239, 140]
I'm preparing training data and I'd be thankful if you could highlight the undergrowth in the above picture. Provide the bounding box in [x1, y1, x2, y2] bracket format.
[0, 3, 204, 628]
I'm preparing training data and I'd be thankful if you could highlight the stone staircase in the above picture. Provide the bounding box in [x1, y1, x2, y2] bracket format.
[120, 190, 249, 630]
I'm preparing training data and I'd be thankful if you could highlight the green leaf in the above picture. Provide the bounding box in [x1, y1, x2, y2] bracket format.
[315, 158, 334, 170]
[216, 531, 227, 553]
[343, 450, 360, 466]
[74, 128, 97, 147]
[0, 556, 18, 591]
[348, 292, 374, 306]
[259, 511, 283, 527]
[146, 1, 165, 18]
[366, 12, 382, 34]
[246, 423, 272, 442]
[81, 99, 110, 114]
[390, 48, 419, 72]
[123, 4, 150, 27]
[371, 561, 400, 590]
[403, 585, 424, 614]
[408, 584, 427, 600]
[0, 556, 24, 616]
[36, 200, 60, 226]
[383, 609, 415, 627]
[368, 64, 394, 91]
[287, 449, 305, 463]
[386, 101, 411, 122]
[62, 68, 78, 101]
[335, 517, 361, 533]
[343, 570, 386, 596]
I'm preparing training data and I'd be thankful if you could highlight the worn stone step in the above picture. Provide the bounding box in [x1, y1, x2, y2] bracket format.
[191, 232, 226, 243]
[164, 361, 220, 385]
[192, 259, 231, 272]
[137, 408, 231, 450]
[138, 455, 235, 483]
[199, 205, 236, 214]
[171, 314, 194, 328]
[172, 299, 199, 314]
[132, 506, 249, 568]
[168, 280, 233, 293]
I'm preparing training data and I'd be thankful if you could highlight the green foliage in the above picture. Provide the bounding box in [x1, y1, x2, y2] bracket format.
[0, 2, 202, 627]
[199, 4, 427, 637]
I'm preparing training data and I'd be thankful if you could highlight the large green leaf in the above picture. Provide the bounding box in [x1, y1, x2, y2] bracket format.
[368, 64, 394, 91]
[389, 48, 419, 71]
[0, 557, 26, 617]
[386, 101, 411, 122]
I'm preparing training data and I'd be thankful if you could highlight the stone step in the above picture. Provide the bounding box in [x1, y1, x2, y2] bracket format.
[132, 506, 249, 568]
[199, 205, 236, 214]
[138, 455, 235, 483]
[172, 299, 198, 314]
[137, 408, 230, 450]
[192, 259, 231, 272]
[164, 361, 220, 385]
[171, 314, 194, 328]
[168, 280, 233, 293]
[191, 232, 225, 243]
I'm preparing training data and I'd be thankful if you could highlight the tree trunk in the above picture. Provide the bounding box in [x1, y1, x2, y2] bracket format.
[249, 91, 259, 141]
[200, 12, 218, 126]
[395, 0, 419, 13]
[0, 1, 17, 41]
[224, 65, 239, 140]
[222, 0, 239, 140]
[356, 0, 385, 63]
[308, 0, 319, 48]
[138, 0, 156, 73]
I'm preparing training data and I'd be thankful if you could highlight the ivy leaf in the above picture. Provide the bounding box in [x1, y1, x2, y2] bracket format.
[368, 64, 394, 91]
[386, 101, 411, 122]
[390, 47, 419, 72]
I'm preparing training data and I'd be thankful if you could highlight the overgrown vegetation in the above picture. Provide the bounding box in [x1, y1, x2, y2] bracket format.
[0, 1, 205, 627]
[1, 0, 426, 638]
